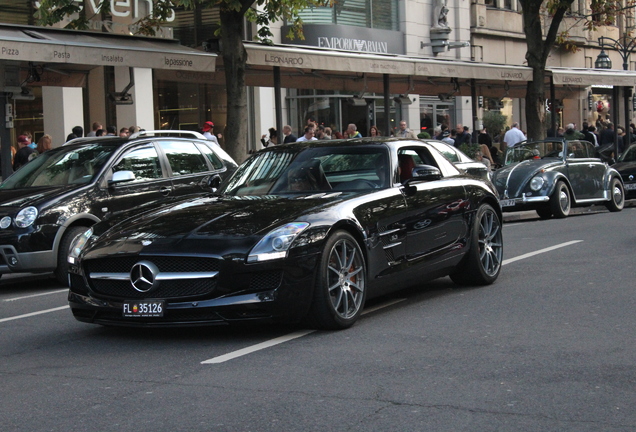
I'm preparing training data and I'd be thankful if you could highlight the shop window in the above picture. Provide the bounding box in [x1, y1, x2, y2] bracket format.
[298, 0, 399, 31]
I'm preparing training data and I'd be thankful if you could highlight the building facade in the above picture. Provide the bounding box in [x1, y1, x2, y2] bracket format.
[0, 0, 634, 166]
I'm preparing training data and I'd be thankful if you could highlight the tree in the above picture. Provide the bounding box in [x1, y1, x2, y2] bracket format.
[36, 0, 329, 163]
[520, 0, 623, 140]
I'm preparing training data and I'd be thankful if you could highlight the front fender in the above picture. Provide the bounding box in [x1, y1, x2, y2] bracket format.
[51, 213, 100, 256]
[542, 171, 571, 198]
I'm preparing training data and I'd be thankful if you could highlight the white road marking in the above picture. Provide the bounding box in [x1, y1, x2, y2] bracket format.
[0, 306, 69, 323]
[502, 240, 583, 266]
[3, 289, 68, 302]
[201, 298, 407, 365]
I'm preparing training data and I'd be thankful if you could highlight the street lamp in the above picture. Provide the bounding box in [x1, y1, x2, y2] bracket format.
[596, 36, 636, 156]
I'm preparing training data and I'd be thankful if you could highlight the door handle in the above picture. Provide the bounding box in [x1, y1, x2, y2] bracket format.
[160, 186, 172, 196]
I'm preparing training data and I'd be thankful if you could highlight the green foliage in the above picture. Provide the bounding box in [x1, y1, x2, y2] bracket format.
[417, 132, 431, 139]
[481, 111, 507, 139]
[458, 142, 481, 159]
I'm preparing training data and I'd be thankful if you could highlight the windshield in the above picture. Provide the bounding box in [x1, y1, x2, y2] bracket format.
[505, 141, 564, 165]
[619, 145, 636, 162]
[0, 143, 119, 190]
[219, 146, 390, 196]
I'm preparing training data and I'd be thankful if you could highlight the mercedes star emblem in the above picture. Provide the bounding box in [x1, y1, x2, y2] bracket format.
[130, 261, 160, 292]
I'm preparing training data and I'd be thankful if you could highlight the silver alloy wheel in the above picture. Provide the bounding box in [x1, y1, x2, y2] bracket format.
[327, 238, 365, 320]
[478, 208, 503, 277]
[558, 188, 570, 213]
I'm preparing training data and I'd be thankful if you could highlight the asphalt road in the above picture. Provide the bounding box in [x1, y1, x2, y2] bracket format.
[1, 207, 635, 431]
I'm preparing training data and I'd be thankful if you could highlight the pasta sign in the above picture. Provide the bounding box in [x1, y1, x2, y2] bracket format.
[34, 0, 175, 22]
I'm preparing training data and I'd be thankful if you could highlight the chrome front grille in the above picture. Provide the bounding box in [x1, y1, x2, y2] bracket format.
[84, 256, 220, 300]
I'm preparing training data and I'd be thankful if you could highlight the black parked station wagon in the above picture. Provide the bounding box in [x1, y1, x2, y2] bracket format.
[0, 131, 237, 283]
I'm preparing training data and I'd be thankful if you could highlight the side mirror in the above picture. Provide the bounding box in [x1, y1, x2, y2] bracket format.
[108, 170, 136, 185]
[208, 174, 222, 191]
[407, 164, 442, 183]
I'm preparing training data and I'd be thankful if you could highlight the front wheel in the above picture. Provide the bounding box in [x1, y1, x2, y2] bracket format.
[450, 203, 503, 286]
[54, 226, 90, 285]
[550, 181, 571, 218]
[306, 231, 366, 330]
[605, 177, 625, 212]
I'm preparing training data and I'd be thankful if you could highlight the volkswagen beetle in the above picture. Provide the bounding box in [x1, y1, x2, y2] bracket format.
[492, 139, 624, 218]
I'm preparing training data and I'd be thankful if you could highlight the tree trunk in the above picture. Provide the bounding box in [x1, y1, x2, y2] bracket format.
[525, 67, 546, 141]
[220, 9, 249, 164]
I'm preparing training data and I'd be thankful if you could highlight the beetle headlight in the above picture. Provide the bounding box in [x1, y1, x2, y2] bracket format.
[67, 227, 94, 264]
[530, 176, 545, 191]
[247, 222, 309, 263]
[15, 206, 38, 228]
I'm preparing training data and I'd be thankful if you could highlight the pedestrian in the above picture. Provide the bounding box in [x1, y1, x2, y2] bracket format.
[106, 125, 117, 136]
[36, 134, 53, 154]
[478, 127, 493, 148]
[581, 122, 597, 146]
[13, 135, 35, 171]
[260, 127, 278, 147]
[96, 129, 105, 137]
[587, 125, 599, 146]
[66, 125, 83, 142]
[296, 126, 318, 142]
[563, 123, 584, 141]
[474, 149, 491, 171]
[87, 121, 103, 137]
[503, 122, 526, 147]
[369, 125, 381, 137]
[441, 129, 455, 146]
[344, 123, 362, 138]
[323, 127, 333, 140]
[201, 121, 220, 146]
[600, 122, 615, 146]
[282, 125, 297, 143]
[396, 120, 417, 138]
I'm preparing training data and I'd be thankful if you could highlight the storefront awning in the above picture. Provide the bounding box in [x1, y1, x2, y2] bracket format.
[549, 67, 636, 87]
[0, 23, 215, 72]
[245, 43, 532, 82]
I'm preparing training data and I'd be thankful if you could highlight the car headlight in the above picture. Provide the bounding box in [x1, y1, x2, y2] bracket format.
[67, 227, 94, 264]
[530, 176, 545, 191]
[247, 222, 309, 263]
[15, 206, 38, 228]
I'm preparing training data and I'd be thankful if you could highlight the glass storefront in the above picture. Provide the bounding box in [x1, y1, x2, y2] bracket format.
[287, 89, 398, 137]
[419, 96, 455, 136]
[298, 0, 400, 31]
[155, 78, 227, 142]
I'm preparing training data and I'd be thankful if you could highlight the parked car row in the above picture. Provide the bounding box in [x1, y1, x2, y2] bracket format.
[3, 132, 628, 331]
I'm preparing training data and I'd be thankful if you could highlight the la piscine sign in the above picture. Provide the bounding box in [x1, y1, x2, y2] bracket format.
[35, 0, 175, 23]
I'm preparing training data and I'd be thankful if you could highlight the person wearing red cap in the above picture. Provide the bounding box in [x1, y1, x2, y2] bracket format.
[201, 121, 220, 146]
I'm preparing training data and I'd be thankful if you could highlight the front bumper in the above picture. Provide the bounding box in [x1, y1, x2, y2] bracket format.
[68, 252, 321, 327]
[0, 245, 56, 274]
[499, 194, 550, 211]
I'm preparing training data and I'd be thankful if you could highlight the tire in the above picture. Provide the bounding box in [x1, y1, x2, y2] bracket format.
[306, 231, 366, 330]
[605, 177, 625, 212]
[550, 181, 571, 218]
[536, 207, 553, 219]
[54, 226, 90, 285]
[450, 203, 503, 286]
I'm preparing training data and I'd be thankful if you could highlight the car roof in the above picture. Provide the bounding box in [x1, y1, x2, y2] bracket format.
[63, 130, 209, 147]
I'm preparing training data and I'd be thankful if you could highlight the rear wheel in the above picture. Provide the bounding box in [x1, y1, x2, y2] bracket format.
[307, 231, 366, 330]
[54, 226, 90, 285]
[550, 181, 570, 218]
[450, 203, 503, 286]
[605, 177, 625, 212]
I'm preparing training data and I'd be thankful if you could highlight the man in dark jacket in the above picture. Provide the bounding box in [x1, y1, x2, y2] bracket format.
[600, 122, 616, 146]
[282, 125, 297, 143]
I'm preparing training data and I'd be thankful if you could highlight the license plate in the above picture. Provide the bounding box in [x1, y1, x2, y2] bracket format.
[123, 300, 164, 317]
[499, 199, 516, 207]
[625, 183, 636, 190]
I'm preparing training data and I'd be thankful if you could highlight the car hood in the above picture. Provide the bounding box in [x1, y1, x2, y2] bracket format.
[492, 159, 561, 197]
[83, 192, 347, 259]
[613, 161, 636, 176]
[0, 186, 70, 213]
